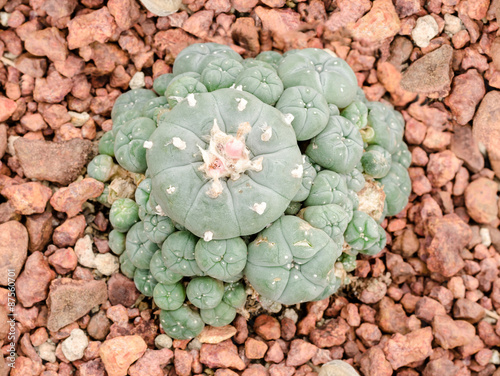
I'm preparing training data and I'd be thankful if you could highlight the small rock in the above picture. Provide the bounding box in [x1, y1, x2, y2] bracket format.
[0, 221, 28, 286]
[129, 348, 174, 376]
[87, 310, 111, 340]
[319, 360, 363, 376]
[254, 315, 281, 340]
[445, 69, 485, 126]
[16, 251, 55, 307]
[155, 334, 173, 349]
[108, 273, 140, 307]
[401, 45, 454, 98]
[347, 0, 401, 44]
[422, 357, 458, 376]
[100, 335, 147, 376]
[174, 348, 193, 376]
[473, 91, 500, 157]
[359, 278, 387, 304]
[182, 10, 214, 39]
[462, 0, 490, 20]
[47, 278, 108, 332]
[355, 323, 382, 348]
[231, 18, 260, 57]
[359, 347, 392, 376]
[53, 214, 87, 248]
[48, 247, 78, 274]
[68, 111, 90, 127]
[432, 314, 476, 349]
[38, 341, 57, 363]
[465, 177, 498, 224]
[107, 0, 141, 30]
[129, 72, 145, 90]
[415, 297, 446, 323]
[253, 6, 301, 35]
[0, 96, 17, 122]
[34, 70, 73, 104]
[286, 339, 318, 367]
[383, 327, 433, 370]
[412, 15, 439, 48]
[245, 338, 268, 359]
[265, 341, 284, 363]
[14, 138, 95, 185]
[67, 7, 117, 49]
[197, 325, 237, 344]
[426, 150, 462, 188]
[444, 14, 464, 36]
[74, 235, 96, 269]
[425, 214, 471, 277]
[376, 297, 420, 335]
[309, 318, 350, 348]
[24, 27, 68, 62]
[200, 339, 246, 370]
[453, 298, 485, 323]
[62, 328, 89, 361]
[1, 182, 52, 215]
[50, 178, 104, 217]
[94, 253, 120, 275]
[450, 124, 484, 173]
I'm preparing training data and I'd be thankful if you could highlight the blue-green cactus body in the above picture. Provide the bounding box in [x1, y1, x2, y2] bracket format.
[361, 145, 392, 179]
[345, 168, 365, 192]
[153, 73, 174, 96]
[143, 214, 175, 245]
[186, 276, 225, 309]
[278, 48, 357, 108]
[255, 50, 283, 70]
[201, 57, 244, 91]
[377, 162, 411, 216]
[109, 198, 140, 232]
[160, 305, 204, 339]
[306, 115, 363, 174]
[165, 76, 208, 108]
[222, 281, 246, 308]
[173, 43, 243, 76]
[109, 229, 126, 255]
[126, 221, 159, 269]
[234, 66, 284, 105]
[340, 100, 368, 129]
[112, 89, 158, 132]
[301, 204, 349, 243]
[344, 211, 381, 251]
[304, 170, 353, 215]
[147, 89, 302, 240]
[200, 302, 236, 327]
[153, 282, 186, 311]
[114, 117, 156, 173]
[87, 155, 117, 182]
[292, 156, 318, 202]
[275, 86, 329, 141]
[195, 237, 247, 282]
[161, 231, 203, 276]
[119, 252, 137, 279]
[98, 131, 116, 156]
[134, 268, 158, 297]
[245, 216, 341, 305]
[150, 250, 184, 284]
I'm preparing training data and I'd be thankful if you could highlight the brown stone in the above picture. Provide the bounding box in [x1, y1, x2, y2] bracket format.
[231, 18, 260, 58]
[53, 215, 87, 247]
[347, 0, 401, 44]
[107, 273, 140, 308]
[433, 314, 476, 349]
[426, 150, 462, 188]
[1, 182, 52, 215]
[376, 297, 420, 335]
[254, 315, 280, 340]
[0, 96, 17, 122]
[415, 297, 446, 323]
[107, 0, 141, 30]
[286, 339, 318, 366]
[245, 338, 268, 359]
[174, 348, 193, 376]
[100, 335, 147, 376]
[445, 69, 486, 125]
[24, 27, 68, 62]
[14, 138, 95, 185]
[0, 221, 28, 286]
[87, 310, 110, 341]
[182, 10, 214, 39]
[401, 45, 454, 98]
[197, 325, 237, 344]
[359, 347, 393, 376]
[450, 124, 484, 173]
[473, 91, 500, 161]
[25, 211, 53, 253]
[425, 214, 471, 277]
[383, 327, 433, 370]
[309, 318, 350, 348]
[16, 251, 56, 308]
[50, 178, 104, 217]
[200, 339, 246, 370]
[47, 278, 108, 332]
[453, 298, 485, 323]
[67, 7, 117, 49]
[464, 177, 499, 224]
[34, 70, 73, 104]
[48, 248, 78, 274]
[422, 357, 459, 376]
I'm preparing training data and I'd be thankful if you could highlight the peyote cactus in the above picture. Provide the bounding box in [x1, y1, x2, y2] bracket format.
[90, 43, 411, 339]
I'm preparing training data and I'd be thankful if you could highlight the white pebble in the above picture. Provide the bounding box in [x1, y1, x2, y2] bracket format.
[129, 72, 146, 90]
[61, 329, 89, 362]
[37, 341, 56, 363]
[155, 334, 173, 349]
[94, 253, 120, 276]
[74, 235, 97, 268]
[444, 14, 464, 36]
[412, 15, 439, 48]
[68, 111, 90, 127]
[480, 227, 492, 247]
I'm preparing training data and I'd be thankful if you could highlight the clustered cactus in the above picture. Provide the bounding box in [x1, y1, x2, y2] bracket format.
[89, 43, 411, 340]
